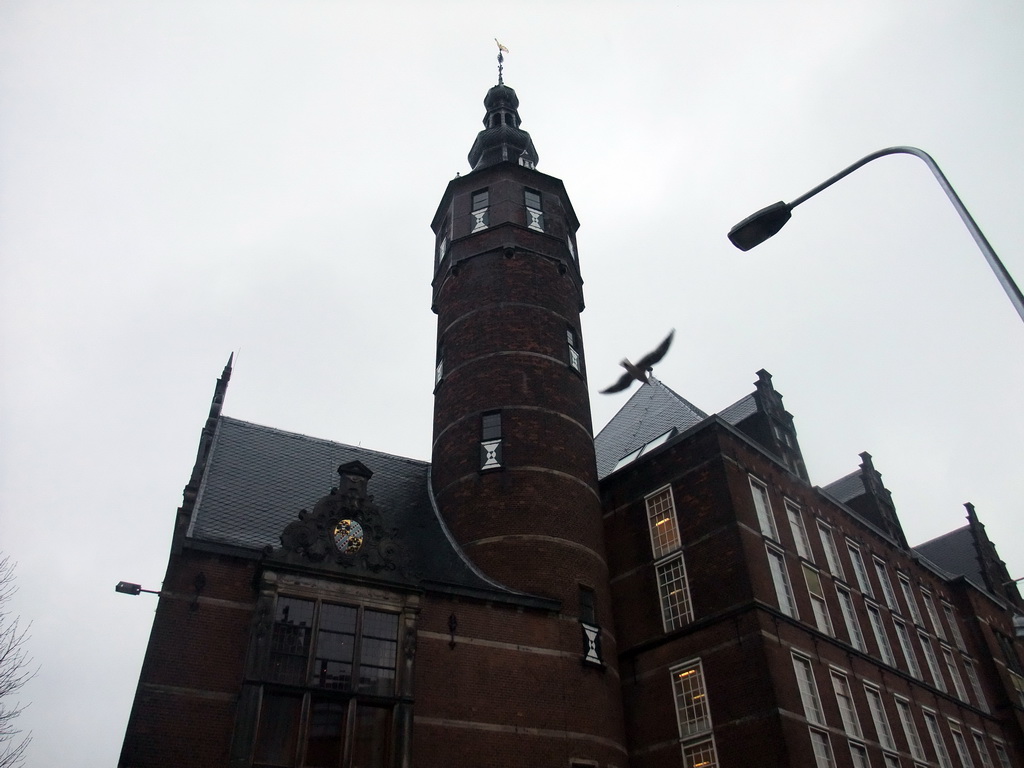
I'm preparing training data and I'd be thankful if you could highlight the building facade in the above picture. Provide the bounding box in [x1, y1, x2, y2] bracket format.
[118, 80, 1024, 768]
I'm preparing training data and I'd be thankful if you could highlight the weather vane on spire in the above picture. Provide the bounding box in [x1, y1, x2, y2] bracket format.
[495, 39, 509, 85]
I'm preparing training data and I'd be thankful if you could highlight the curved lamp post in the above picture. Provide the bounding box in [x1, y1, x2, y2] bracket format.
[727, 146, 1024, 323]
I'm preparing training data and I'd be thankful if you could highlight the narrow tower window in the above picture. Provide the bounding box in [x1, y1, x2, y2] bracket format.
[471, 189, 489, 233]
[567, 327, 581, 372]
[579, 586, 602, 666]
[480, 410, 502, 471]
[434, 341, 444, 389]
[524, 188, 544, 232]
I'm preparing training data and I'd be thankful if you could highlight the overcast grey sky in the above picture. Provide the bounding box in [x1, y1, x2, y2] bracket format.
[2, 2, 1022, 765]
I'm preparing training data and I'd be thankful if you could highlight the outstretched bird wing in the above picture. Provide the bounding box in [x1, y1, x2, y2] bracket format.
[633, 329, 674, 371]
[599, 329, 676, 394]
[600, 370, 636, 394]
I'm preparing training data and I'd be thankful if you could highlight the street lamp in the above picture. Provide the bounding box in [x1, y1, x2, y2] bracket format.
[115, 581, 161, 596]
[727, 146, 1024, 324]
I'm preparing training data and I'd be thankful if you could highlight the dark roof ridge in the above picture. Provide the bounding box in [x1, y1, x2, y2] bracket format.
[914, 524, 970, 551]
[593, 377, 706, 443]
[218, 414, 429, 468]
[652, 377, 709, 418]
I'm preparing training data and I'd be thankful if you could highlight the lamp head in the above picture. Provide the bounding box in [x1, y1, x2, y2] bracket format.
[115, 581, 143, 596]
[728, 201, 792, 251]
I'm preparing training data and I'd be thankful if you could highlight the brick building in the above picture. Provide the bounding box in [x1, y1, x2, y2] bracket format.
[119, 79, 1024, 768]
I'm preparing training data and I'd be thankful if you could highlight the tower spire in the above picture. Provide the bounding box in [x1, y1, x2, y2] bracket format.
[494, 38, 508, 85]
[466, 77, 539, 171]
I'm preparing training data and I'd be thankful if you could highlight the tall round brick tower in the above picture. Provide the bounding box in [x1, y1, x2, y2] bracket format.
[425, 79, 626, 767]
[430, 81, 604, 607]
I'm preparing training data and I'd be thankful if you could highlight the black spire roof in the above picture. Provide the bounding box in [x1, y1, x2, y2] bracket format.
[467, 84, 539, 171]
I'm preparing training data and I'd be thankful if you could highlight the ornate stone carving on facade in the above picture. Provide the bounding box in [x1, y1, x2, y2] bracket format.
[265, 460, 409, 578]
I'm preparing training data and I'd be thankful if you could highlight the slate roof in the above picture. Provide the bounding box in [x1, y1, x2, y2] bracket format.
[594, 378, 708, 479]
[718, 393, 758, 424]
[822, 471, 866, 504]
[914, 526, 984, 586]
[186, 416, 514, 597]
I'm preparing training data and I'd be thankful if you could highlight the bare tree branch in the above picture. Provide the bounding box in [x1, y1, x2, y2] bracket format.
[0, 556, 34, 768]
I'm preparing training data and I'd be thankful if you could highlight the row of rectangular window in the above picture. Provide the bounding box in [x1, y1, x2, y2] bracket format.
[438, 186, 579, 267]
[766, 539, 986, 709]
[469, 187, 544, 233]
[751, 475, 968, 648]
[793, 652, 1011, 768]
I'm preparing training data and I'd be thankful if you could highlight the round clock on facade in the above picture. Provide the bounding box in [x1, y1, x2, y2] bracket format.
[333, 519, 364, 554]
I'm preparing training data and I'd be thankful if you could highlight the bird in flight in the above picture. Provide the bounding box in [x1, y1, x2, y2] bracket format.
[600, 329, 675, 394]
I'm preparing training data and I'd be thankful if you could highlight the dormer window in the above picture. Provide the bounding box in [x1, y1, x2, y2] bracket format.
[471, 190, 489, 233]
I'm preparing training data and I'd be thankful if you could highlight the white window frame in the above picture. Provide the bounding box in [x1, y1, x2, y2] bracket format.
[948, 720, 975, 768]
[873, 558, 899, 611]
[963, 657, 989, 713]
[894, 696, 926, 762]
[898, 574, 924, 626]
[971, 729, 994, 768]
[919, 632, 946, 693]
[849, 741, 870, 768]
[892, 618, 922, 679]
[1009, 670, 1024, 708]
[671, 660, 719, 768]
[792, 653, 825, 725]
[681, 738, 719, 768]
[750, 476, 778, 539]
[818, 521, 845, 579]
[830, 670, 862, 738]
[941, 645, 968, 701]
[865, 604, 896, 666]
[922, 709, 953, 768]
[847, 543, 873, 597]
[645, 486, 680, 560]
[671, 660, 712, 739]
[837, 586, 866, 652]
[992, 741, 1012, 768]
[921, 589, 946, 640]
[811, 528, 843, 581]
[656, 553, 693, 632]
[864, 684, 896, 751]
[767, 545, 798, 618]
[804, 565, 834, 636]
[942, 602, 967, 652]
[786, 501, 813, 560]
[810, 729, 837, 768]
